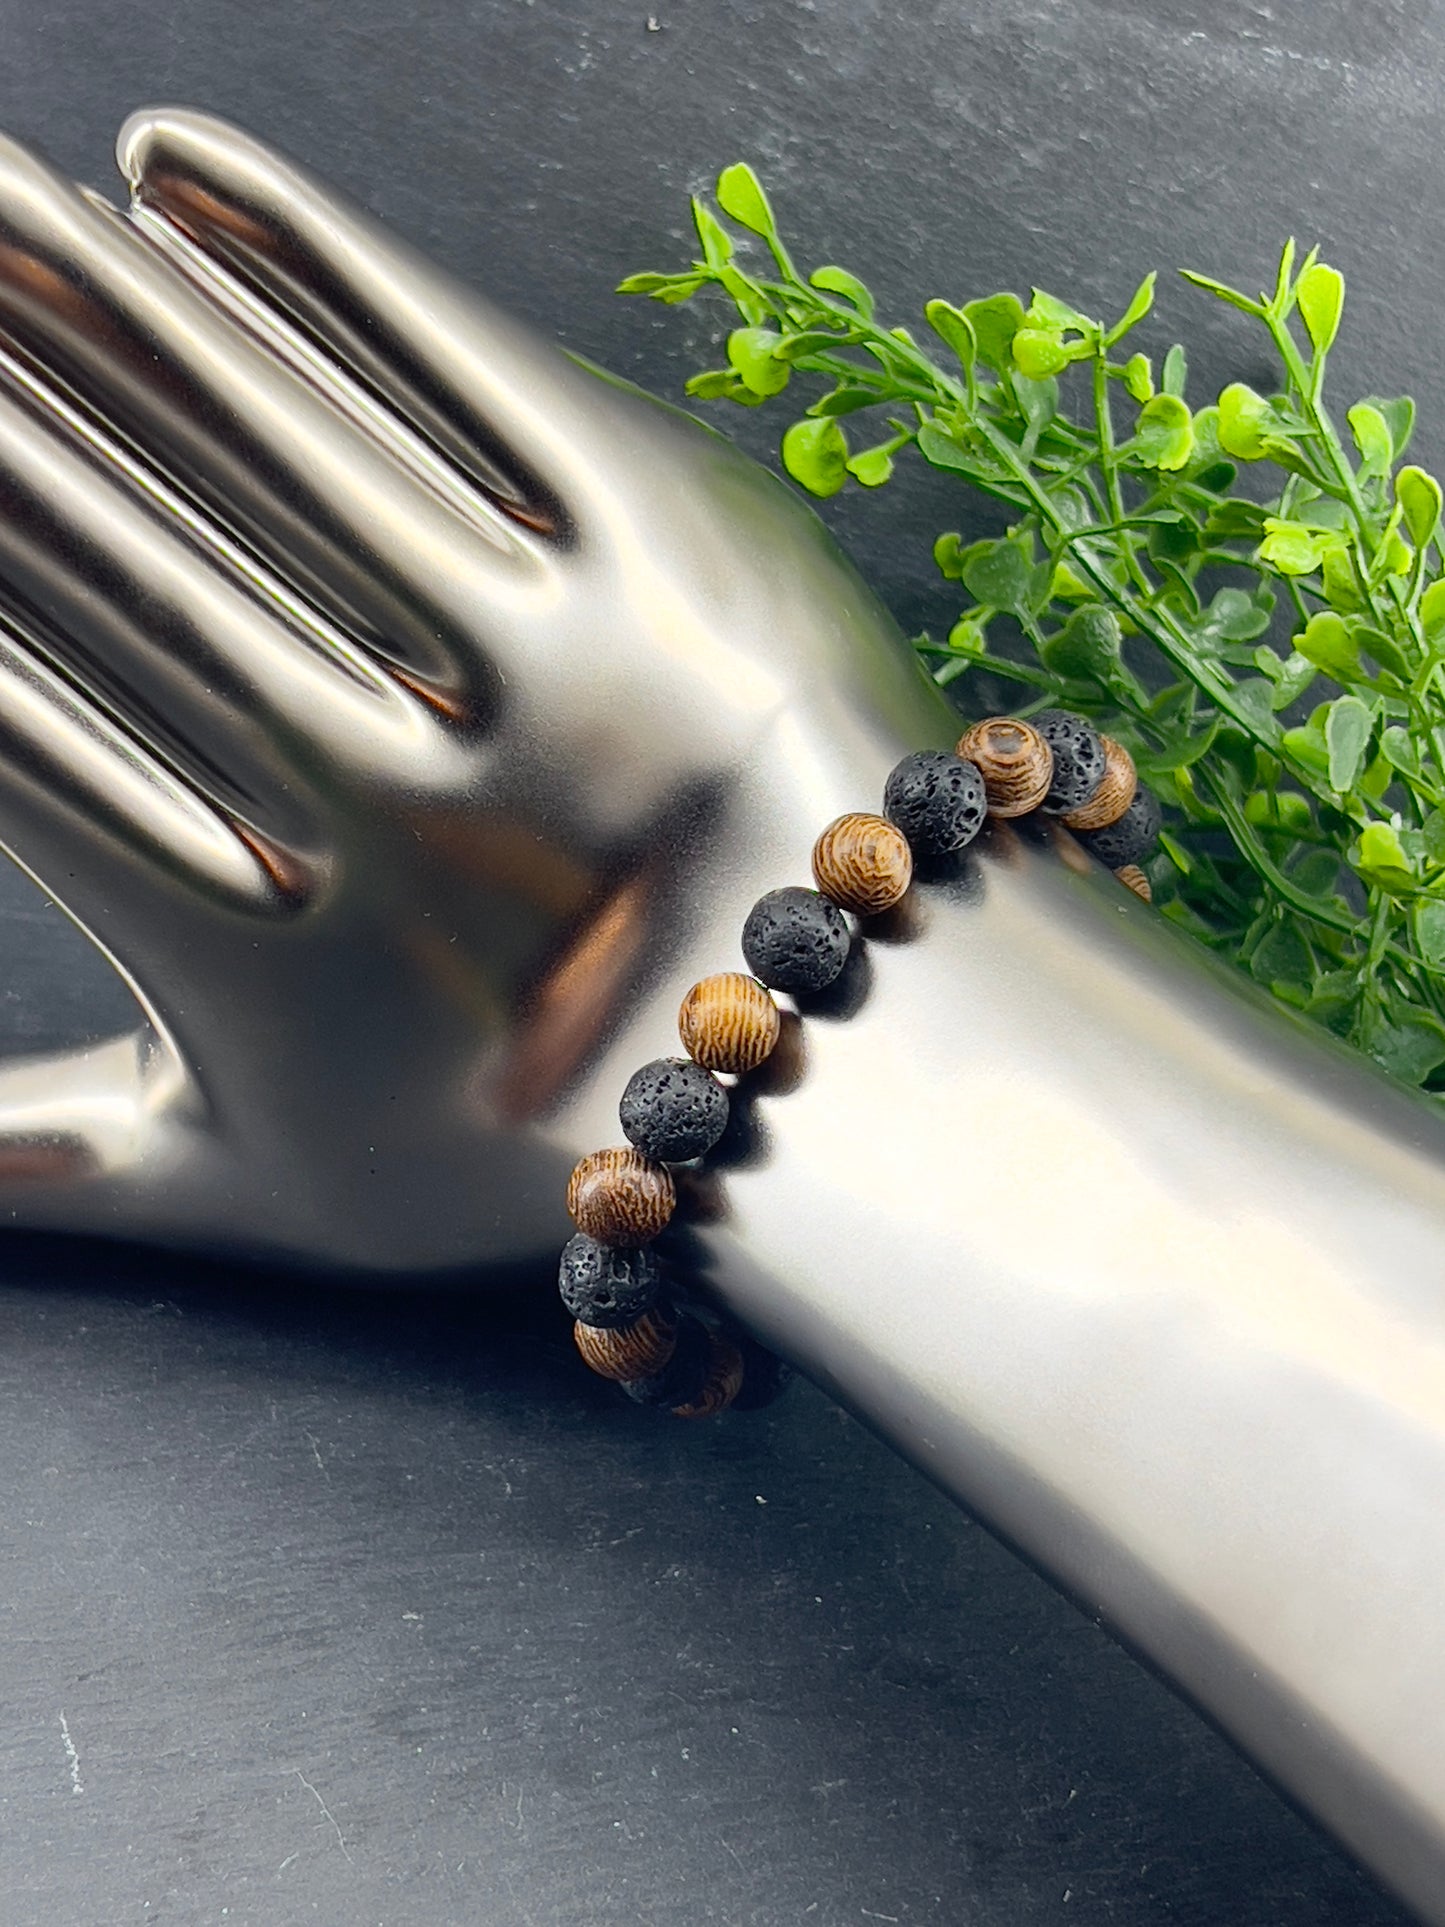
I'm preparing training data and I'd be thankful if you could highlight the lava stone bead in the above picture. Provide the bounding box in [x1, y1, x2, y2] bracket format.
[741, 886, 851, 993]
[619, 1313, 712, 1407]
[558, 1232, 663, 1329]
[1034, 710, 1107, 814]
[619, 1057, 730, 1162]
[1077, 784, 1162, 868]
[882, 750, 988, 854]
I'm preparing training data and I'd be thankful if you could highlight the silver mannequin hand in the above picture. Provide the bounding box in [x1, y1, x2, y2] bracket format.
[1, 109, 1445, 1922]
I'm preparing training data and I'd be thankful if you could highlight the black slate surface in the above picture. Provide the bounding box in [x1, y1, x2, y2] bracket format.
[0, 3, 1432, 1922]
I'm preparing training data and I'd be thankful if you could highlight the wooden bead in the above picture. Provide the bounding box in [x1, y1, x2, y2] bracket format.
[811, 812, 913, 915]
[678, 972, 780, 1073]
[1115, 863, 1152, 904]
[1062, 734, 1136, 831]
[671, 1333, 745, 1418]
[574, 1307, 678, 1382]
[566, 1147, 675, 1246]
[955, 717, 1053, 817]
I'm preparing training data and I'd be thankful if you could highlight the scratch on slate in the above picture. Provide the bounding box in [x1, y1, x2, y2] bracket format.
[304, 1431, 331, 1481]
[58, 1712, 84, 1795]
[291, 1767, 354, 1863]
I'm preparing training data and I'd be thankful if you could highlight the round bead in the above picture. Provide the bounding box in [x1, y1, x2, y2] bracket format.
[574, 1306, 678, 1382]
[671, 1333, 745, 1419]
[619, 1057, 729, 1163]
[955, 716, 1053, 817]
[1034, 710, 1107, 814]
[558, 1232, 662, 1329]
[730, 1334, 795, 1411]
[566, 1147, 675, 1246]
[620, 1313, 712, 1407]
[1115, 863, 1153, 904]
[811, 812, 913, 915]
[1078, 784, 1162, 868]
[741, 886, 851, 994]
[678, 973, 780, 1074]
[1062, 734, 1136, 831]
[882, 749, 988, 854]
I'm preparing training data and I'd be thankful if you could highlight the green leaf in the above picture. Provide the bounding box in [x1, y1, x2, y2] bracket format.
[1257, 517, 1342, 576]
[1161, 344, 1188, 397]
[1132, 392, 1194, 470]
[1396, 465, 1443, 549]
[780, 417, 850, 497]
[1269, 653, 1317, 710]
[807, 386, 884, 417]
[726, 326, 790, 397]
[933, 532, 973, 581]
[716, 162, 776, 238]
[1024, 288, 1097, 334]
[1296, 261, 1344, 356]
[1325, 694, 1373, 791]
[1416, 899, 1445, 969]
[809, 266, 875, 318]
[691, 197, 734, 269]
[1353, 622, 1413, 682]
[1013, 374, 1058, 441]
[1347, 401, 1393, 476]
[1380, 725, 1420, 776]
[1144, 716, 1220, 769]
[1421, 579, 1445, 641]
[924, 300, 977, 367]
[1355, 820, 1417, 893]
[717, 265, 767, 323]
[1205, 498, 1270, 541]
[1359, 394, 1416, 460]
[774, 329, 855, 361]
[846, 443, 897, 487]
[1179, 268, 1266, 316]
[1203, 587, 1272, 641]
[1105, 270, 1156, 346]
[1121, 353, 1153, 402]
[1039, 604, 1122, 679]
[1424, 810, 1445, 864]
[915, 420, 999, 481]
[1322, 548, 1367, 612]
[1217, 382, 1275, 460]
[1369, 1011, 1445, 1080]
[1296, 610, 1361, 681]
[961, 537, 1033, 612]
[963, 293, 1026, 373]
[1011, 327, 1071, 379]
[616, 271, 684, 295]
[1251, 918, 1313, 991]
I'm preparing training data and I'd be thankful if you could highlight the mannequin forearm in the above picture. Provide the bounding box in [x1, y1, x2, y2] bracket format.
[696, 821, 1445, 1924]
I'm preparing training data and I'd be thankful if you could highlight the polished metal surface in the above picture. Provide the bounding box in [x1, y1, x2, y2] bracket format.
[0, 105, 1440, 1918]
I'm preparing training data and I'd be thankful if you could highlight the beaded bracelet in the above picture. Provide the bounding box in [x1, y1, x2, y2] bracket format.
[558, 710, 1160, 1418]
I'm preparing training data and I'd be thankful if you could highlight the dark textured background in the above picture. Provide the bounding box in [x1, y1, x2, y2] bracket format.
[0, 2, 1432, 1922]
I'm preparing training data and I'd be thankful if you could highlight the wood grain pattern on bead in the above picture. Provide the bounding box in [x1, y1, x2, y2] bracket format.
[1115, 863, 1152, 903]
[678, 972, 780, 1074]
[566, 1147, 675, 1246]
[811, 812, 912, 915]
[1063, 734, 1136, 831]
[955, 717, 1053, 817]
[671, 1334, 745, 1418]
[575, 1308, 678, 1382]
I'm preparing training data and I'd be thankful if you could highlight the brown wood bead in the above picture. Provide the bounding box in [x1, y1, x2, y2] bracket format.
[678, 972, 780, 1073]
[811, 812, 913, 915]
[671, 1333, 745, 1418]
[1063, 734, 1136, 831]
[955, 717, 1053, 817]
[1115, 863, 1152, 904]
[574, 1308, 677, 1383]
[566, 1147, 675, 1246]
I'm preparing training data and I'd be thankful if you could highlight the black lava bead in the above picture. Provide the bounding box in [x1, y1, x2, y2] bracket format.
[1077, 784, 1162, 868]
[1035, 710, 1107, 814]
[882, 749, 988, 854]
[619, 1057, 730, 1162]
[741, 886, 851, 994]
[619, 1313, 712, 1407]
[558, 1233, 662, 1329]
